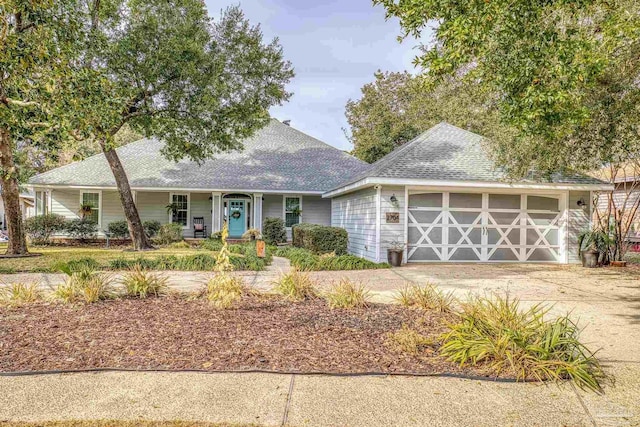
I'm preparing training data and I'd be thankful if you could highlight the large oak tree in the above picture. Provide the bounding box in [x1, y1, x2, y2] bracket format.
[73, 0, 294, 249]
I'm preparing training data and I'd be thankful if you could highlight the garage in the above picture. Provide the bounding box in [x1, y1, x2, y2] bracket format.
[407, 191, 566, 262]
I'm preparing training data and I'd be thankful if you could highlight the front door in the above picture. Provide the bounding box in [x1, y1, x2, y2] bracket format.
[228, 200, 246, 238]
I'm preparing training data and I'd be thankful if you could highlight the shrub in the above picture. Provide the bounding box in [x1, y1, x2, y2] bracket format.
[292, 223, 348, 255]
[0, 282, 43, 306]
[54, 257, 101, 274]
[143, 220, 162, 238]
[275, 247, 389, 271]
[155, 223, 183, 245]
[54, 268, 115, 303]
[107, 220, 130, 239]
[206, 274, 246, 309]
[24, 214, 67, 245]
[386, 325, 435, 355]
[65, 218, 98, 241]
[440, 294, 604, 392]
[122, 266, 168, 298]
[109, 257, 159, 270]
[273, 270, 319, 301]
[263, 217, 286, 245]
[325, 278, 370, 309]
[174, 253, 216, 270]
[395, 283, 456, 313]
[202, 238, 223, 251]
[170, 240, 191, 249]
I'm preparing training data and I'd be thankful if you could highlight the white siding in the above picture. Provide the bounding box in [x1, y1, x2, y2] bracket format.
[378, 185, 406, 262]
[189, 192, 212, 238]
[568, 190, 591, 264]
[102, 190, 124, 229]
[51, 189, 80, 220]
[302, 195, 331, 226]
[331, 187, 377, 261]
[262, 194, 282, 219]
[137, 191, 170, 225]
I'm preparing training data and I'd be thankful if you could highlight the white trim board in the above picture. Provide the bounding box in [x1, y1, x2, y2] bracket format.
[322, 177, 613, 198]
[28, 184, 324, 195]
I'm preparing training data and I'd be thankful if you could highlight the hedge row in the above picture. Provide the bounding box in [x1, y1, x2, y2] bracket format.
[292, 223, 348, 255]
[275, 247, 389, 271]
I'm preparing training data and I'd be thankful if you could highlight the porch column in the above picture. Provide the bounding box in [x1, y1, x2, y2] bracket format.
[211, 192, 222, 233]
[253, 193, 263, 232]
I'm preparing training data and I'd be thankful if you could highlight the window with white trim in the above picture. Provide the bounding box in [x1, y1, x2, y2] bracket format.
[80, 192, 100, 225]
[284, 196, 301, 228]
[35, 191, 48, 215]
[170, 193, 189, 227]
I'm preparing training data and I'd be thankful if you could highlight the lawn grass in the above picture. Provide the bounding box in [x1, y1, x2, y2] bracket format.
[0, 243, 202, 273]
[0, 422, 257, 427]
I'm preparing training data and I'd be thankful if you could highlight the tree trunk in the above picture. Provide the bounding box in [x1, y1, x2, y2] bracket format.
[102, 143, 153, 250]
[0, 127, 29, 255]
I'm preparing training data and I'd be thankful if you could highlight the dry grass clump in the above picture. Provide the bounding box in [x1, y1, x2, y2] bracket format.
[325, 278, 370, 309]
[54, 268, 116, 303]
[0, 282, 43, 306]
[386, 324, 435, 355]
[273, 269, 319, 301]
[122, 265, 169, 298]
[441, 294, 604, 392]
[206, 274, 247, 309]
[395, 283, 456, 313]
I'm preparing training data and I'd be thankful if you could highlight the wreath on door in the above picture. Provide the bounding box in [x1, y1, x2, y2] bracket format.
[231, 210, 241, 219]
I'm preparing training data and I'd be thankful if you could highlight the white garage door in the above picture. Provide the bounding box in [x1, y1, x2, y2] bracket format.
[407, 192, 565, 262]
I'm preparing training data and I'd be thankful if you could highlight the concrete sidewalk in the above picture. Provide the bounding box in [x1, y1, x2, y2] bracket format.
[0, 367, 638, 427]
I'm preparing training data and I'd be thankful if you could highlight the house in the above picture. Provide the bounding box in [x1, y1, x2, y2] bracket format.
[28, 120, 611, 264]
[0, 187, 35, 231]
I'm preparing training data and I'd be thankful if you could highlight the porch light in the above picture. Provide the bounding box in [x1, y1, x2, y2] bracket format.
[390, 194, 398, 204]
[577, 198, 586, 207]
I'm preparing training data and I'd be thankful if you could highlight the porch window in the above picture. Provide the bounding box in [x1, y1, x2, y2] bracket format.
[284, 196, 301, 228]
[80, 191, 101, 225]
[170, 193, 189, 227]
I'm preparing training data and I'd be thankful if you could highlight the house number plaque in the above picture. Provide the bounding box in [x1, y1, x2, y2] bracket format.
[386, 212, 400, 223]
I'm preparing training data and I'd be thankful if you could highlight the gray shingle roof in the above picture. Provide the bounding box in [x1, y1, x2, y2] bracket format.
[335, 122, 607, 188]
[29, 119, 369, 193]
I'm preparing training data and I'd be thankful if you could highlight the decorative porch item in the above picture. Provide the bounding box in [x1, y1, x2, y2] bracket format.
[386, 237, 406, 267]
[193, 217, 207, 238]
[242, 228, 262, 241]
[231, 210, 241, 219]
[256, 240, 266, 258]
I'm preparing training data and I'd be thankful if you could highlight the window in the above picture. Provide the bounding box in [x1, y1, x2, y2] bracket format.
[80, 191, 101, 225]
[35, 191, 48, 215]
[170, 193, 189, 227]
[284, 196, 301, 228]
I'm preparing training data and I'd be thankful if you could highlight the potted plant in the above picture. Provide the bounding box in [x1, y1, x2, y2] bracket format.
[242, 228, 262, 241]
[385, 238, 406, 267]
[166, 203, 179, 222]
[578, 230, 610, 268]
[78, 202, 93, 219]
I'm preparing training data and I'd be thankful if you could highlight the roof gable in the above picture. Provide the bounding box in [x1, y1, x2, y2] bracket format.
[29, 119, 368, 193]
[335, 122, 606, 189]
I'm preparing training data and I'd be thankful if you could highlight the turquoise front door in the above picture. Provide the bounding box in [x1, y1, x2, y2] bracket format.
[228, 200, 246, 237]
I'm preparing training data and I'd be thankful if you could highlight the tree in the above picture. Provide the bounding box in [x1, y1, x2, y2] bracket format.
[0, 0, 82, 255]
[346, 71, 503, 163]
[73, 0, 293, 250]
[374, 0, 640, 176]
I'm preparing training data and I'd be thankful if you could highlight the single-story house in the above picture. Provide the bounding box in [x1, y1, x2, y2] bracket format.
[28, 120, 612, 264]
[0, 187, 35, 231]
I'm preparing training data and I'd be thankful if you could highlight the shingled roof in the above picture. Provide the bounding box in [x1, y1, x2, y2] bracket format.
[328, 122, 607, 193]
[29, 119, 368, 193]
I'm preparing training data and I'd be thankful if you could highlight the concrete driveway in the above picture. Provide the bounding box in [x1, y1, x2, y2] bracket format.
[1, 260, 639, 426]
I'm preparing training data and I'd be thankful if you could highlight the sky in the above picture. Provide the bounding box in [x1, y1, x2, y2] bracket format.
[204, 0, 426, 151]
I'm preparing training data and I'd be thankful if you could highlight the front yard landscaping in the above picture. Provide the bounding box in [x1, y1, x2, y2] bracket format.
[0, 241, 272, 273]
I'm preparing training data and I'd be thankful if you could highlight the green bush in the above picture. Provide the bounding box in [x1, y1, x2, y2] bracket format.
[292, 223, 348, 255]
[440, 295, 604, 392]
[107, 220, 129, 238]
[263, 217, 287, 245]
[24, 214, 67, 245]
[65, 218, 98, 241]
[174, 253, 216, 270]
[202, 238, 223, 251]
[154, 223, 183, 245]
[143, 220, 162, 238]
[275, 247, 389, 271]
[55, 257, 101, 273]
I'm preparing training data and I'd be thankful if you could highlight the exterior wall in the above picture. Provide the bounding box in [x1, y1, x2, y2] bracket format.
[302, 195, 331, 226]
[331, 187, 377, 261]
[51, 189, 80, 220]
[102, 191, 124, 228]
[262, 194, 282, 219]
[568, 190, 591, 264]
[136, 191, 170, 225]
[378, 185, 406, 262]
[189, 192, 212, 238]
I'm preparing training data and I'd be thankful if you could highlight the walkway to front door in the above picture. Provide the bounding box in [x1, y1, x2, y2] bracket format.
[228, 199, 246, 238]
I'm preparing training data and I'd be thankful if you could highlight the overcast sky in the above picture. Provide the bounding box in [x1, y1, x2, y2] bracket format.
[204, 0, 425, 151]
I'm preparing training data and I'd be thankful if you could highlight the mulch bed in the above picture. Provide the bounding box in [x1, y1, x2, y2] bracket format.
[0, 295, 487, 376]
